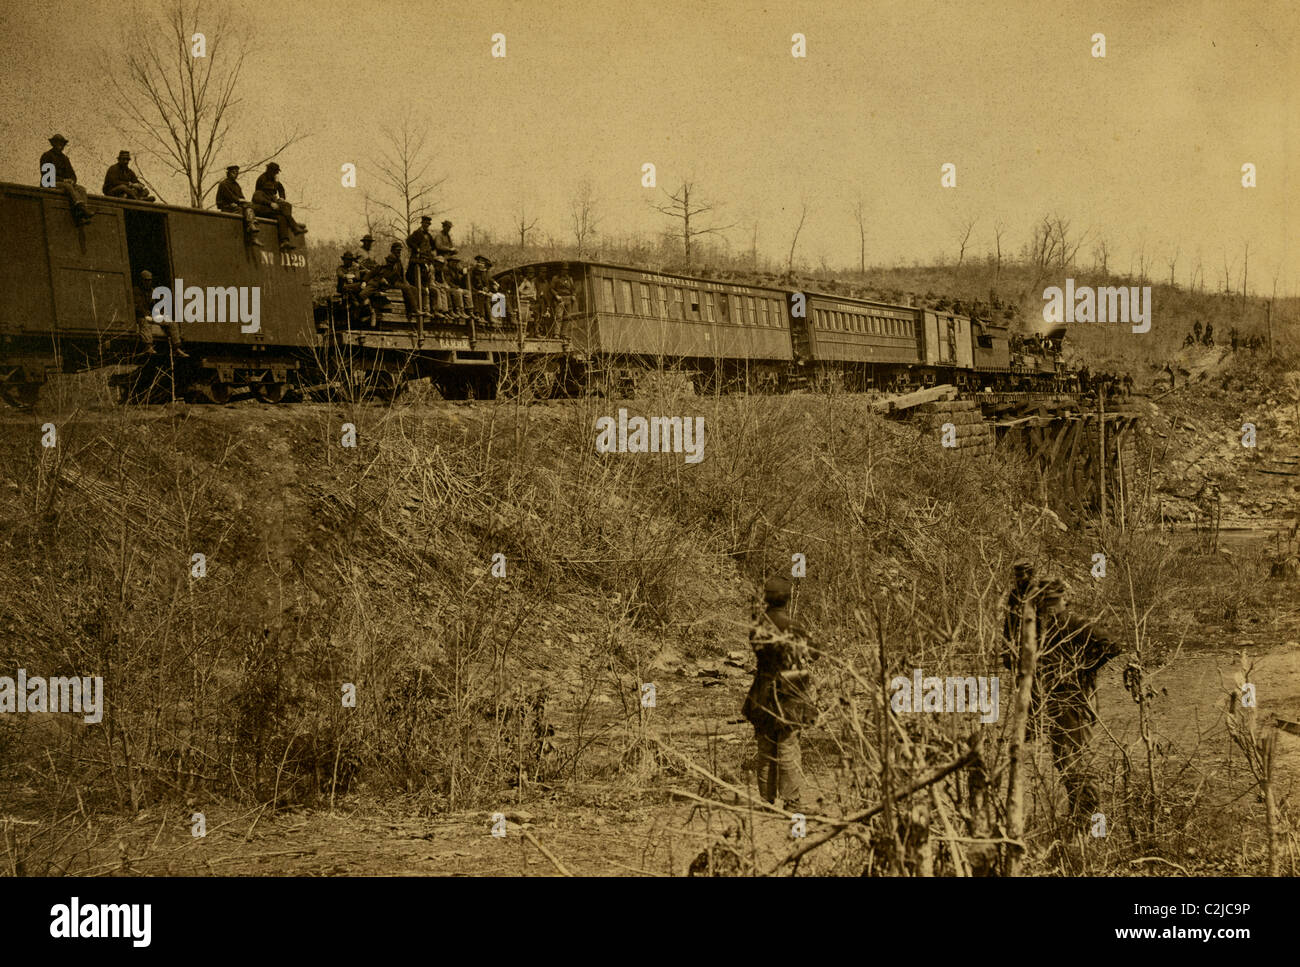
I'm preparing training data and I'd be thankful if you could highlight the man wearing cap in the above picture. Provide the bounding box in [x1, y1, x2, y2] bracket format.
[336, 251, 364, 303]
[470, 255, 498, 325]
[433, 220, 457, 259]
[132, 270, 188, 357]
[357, 243, 422, 326]
[357, 234, 380, 277]
[742, 577, 819, 813]
[444, 256, 473, 322]
[103, 151, 154, 200]
[214, 164, 263, 246]
[1034, 580, 1123, 825]
[405, 216, 438, 312]
[253, 163, 307, 245]
[39, 134, 94, 224]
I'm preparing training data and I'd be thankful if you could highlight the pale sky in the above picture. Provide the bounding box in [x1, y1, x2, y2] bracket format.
[0, 0, 1293, 293]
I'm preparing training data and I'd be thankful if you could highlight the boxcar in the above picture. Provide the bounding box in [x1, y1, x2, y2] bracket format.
[0, 181, 315, 403]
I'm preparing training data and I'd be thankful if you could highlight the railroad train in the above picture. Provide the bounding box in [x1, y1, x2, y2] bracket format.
[0, 180, 1073, 407]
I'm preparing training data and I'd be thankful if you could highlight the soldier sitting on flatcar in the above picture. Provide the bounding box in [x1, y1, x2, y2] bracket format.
[471, 255, 500, 326]
[444, 256, 473, 322]
[336, 251, 365, 311]
[39, 133, 94, 225]
[358, 234, 379, 276]
[357, 243, 422, 326]
[103, 151, 155, 201]
[214, 164, 264, 246]
[133, 270, 187, 357]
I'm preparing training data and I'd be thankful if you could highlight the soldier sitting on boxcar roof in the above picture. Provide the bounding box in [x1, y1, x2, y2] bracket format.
[253, 163, 307, 243]
[133, 270, 188, 357]
[103, 151, 155, 201]
[215, 164, 264, 247]
[40, 133, 95, 224]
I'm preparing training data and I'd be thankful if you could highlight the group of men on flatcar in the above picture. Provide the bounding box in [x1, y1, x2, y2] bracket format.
[332, 223, 578, 338]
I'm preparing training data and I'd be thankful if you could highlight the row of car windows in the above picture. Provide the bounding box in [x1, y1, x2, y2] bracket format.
[596, 275, 918, 339]
[813, 308, 915, 338]
[599, 277, 786, 327]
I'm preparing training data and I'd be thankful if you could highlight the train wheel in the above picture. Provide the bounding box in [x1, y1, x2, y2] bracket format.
[371, 370, 399, 403]
[204, 378, 232, 405]
[254, 374, 287, 404]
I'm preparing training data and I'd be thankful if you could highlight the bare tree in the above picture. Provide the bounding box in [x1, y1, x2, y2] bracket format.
[1092, 237, 1110, 276]
[513, 200, 540, 248]
[787, 195, 811, 275]
[954, 213, 978, 267]
[749, 219, 760, 271]
[993, 220, 1009, 280]
[1189, 250, 1204, 292]
[1221, 248, 1237, 293]
[102, 0, 304, 207]
[1241, 240, 1250, 312]
[366, 114, 447, 240]
[651, 180, 733, 269]
[570, 179, 601, 258]
[851, 196, 868, 275]
[1165, 245, 1179, 287]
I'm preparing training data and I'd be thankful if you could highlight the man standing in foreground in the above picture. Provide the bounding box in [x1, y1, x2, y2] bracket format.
[742, 577, 818, 813]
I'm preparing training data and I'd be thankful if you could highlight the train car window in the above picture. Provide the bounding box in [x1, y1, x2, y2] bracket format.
[771, 299, 782, 326]
[757, 299, 768, 327]
[716, 292, 730, 322]
[746, 297, 757, 326]
[672, 288, 686, 320]
[639, 283, 651, 315]
[689, 291, 701, 318]
[601, 278, 616, 313]
[702, 292, 715, 322]
[658, 285, 670, 318]
[618, 280, 634, 314]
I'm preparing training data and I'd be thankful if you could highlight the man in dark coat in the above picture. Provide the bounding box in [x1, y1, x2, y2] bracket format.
[103, 151, 154, 200]
[39, 133, 94, 224]
[405, 215, 438, 312]
[357, 242, 422, 324]
[252, 163, 307, 244]
[742, 577, 819, 812]
[1034, 580, 1123, 824]
[214, 164, 263, 245]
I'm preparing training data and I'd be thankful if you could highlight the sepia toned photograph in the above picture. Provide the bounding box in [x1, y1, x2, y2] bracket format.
[0, 0, 1295, 939]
